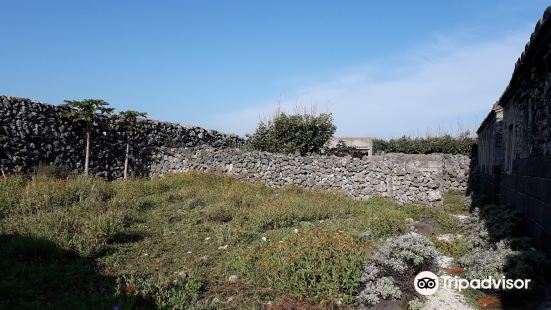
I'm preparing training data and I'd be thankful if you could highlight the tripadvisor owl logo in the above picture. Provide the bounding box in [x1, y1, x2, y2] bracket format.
[414, 271, 439, 295]
[414, 271, 532, 295]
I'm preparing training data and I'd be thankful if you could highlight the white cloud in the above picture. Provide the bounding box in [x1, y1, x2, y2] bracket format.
[208, 27, 532, 138]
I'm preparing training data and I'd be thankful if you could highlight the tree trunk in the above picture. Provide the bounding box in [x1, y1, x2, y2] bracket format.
[84, 131, 90, 176]
[124, 141, 130, 179]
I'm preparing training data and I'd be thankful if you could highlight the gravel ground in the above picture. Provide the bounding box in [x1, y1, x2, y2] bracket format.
[422, 241, 475, 310]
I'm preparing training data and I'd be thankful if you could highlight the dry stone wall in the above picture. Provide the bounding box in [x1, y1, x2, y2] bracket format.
[1, 96, 471, 205]
[0, 96, 242, 179]
[150, 147, 471, 204]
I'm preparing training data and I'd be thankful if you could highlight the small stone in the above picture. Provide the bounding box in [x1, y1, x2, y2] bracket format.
[228, 274, 238, 283]
[218, 244, 229, 250]
[436, 234, 454, 242]
[413, 222, 435, 236]
[178, 271, 188, 279]
[478, 296, 502, 309]
[427, 190, 442, 202]
[370, 299, 403, 310]
[443, 266, 465, 275]
[437, 255, 453, 269]
[261, 236, 267, 242]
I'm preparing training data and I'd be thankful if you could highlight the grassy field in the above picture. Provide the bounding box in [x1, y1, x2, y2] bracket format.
[0, 170, 462, 309]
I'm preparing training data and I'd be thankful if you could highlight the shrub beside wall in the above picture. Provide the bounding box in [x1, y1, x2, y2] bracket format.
[247, 110, 336, 155]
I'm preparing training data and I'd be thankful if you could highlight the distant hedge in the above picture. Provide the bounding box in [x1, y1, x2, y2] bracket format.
[373, 135, 477, 156]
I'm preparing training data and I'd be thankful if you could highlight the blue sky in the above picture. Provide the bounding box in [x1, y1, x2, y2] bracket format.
[1, 1, 549, 137]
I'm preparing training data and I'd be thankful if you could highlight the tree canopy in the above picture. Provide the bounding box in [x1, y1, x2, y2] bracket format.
[248, 110, 336, 155]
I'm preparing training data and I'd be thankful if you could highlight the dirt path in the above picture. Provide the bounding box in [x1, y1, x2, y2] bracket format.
[422, 254, 474, 310]
[423, 214, 475, 310]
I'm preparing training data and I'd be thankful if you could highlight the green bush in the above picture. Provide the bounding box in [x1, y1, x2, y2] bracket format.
[458, 206, 550, 294]
[357, 233, 439, 306]
[433, 238, 469, 258]
[373, 135, 477, 156]
[116, 273, 204, 309]
[237, 228, 370, 304]
[247, 110, 336, 155]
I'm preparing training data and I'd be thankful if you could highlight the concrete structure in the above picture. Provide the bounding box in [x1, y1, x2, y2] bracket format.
[328, 137, 374, 156]
[477, 6, 551, 254]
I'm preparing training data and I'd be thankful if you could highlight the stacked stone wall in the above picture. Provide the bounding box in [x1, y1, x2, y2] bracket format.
[150, 147, 471, 204]
[0, 96, 242, 179]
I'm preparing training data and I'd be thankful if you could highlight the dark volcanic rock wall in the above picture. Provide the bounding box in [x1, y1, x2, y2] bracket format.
[0, 96, 242, 179]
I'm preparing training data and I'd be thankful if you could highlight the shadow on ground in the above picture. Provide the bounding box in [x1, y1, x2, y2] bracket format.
[466, 154, 551, 309]
[0, 234, 118, 309]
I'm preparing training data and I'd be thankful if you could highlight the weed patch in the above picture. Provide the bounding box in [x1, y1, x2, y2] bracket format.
[0, 172, 460, 308]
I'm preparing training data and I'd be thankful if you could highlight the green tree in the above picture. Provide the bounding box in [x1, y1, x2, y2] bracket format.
[119, 110, 147, 179]
[248, 110, 336, 155]
[61, 99, 114, 176]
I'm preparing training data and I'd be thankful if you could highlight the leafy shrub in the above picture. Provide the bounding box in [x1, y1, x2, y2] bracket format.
[116, 273, 204, 309]
[459, 240, 515, 279]
[461, 205, 524, 250]
[459, 238, 548, 285]
[458, 206, 549, 293]
[432, 237, 469, 258]
[237, 228, 370, 304]
[247, 110, 336, 155]
[357, 233, 439, 306]
[477, 204, 523, 242]
[373, 134, 477, 156]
